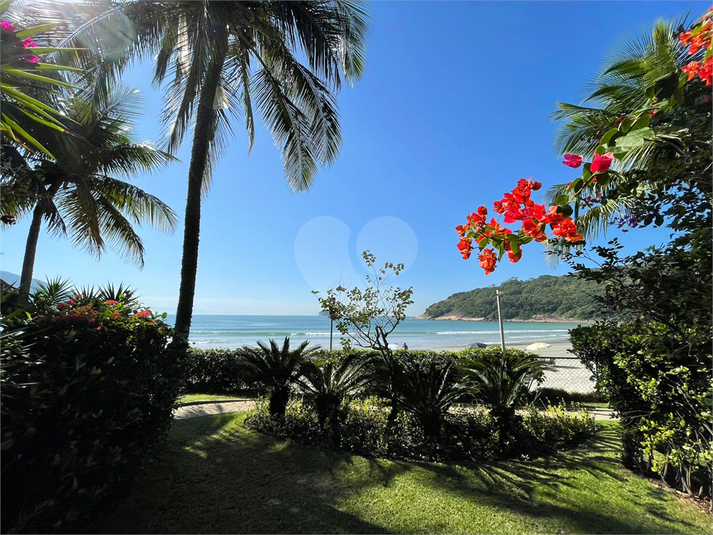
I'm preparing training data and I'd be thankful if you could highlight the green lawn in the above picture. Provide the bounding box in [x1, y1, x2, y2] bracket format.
[98, 414, 710, 534]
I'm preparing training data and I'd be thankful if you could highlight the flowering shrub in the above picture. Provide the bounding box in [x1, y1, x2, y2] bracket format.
[679, 9, 713, 86]
[457, 8, 713, 274]
[1, 296, 189, 533]
[456, 179, 582, 274]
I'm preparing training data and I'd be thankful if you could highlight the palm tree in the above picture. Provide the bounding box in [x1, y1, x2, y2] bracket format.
[459, 349, 548, 446]
[1, 87, 177, 304]
[297, 352, 371, 443]
[237, 337, 316, 419]
[548, 17, 697, 241]
[60, 1, 368, 338]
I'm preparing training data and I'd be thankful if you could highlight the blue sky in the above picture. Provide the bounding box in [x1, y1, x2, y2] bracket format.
[2, 1, 707, 316]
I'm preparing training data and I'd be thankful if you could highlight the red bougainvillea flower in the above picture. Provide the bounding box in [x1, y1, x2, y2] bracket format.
[522, 219, 548, 242]
[698, 57, 712, 86]
[590, 152, 614, 173]
[614, 115, 627, 128]
[457, 237, 474, 259]
[682, 61, 701, 80]
[552, 218, 583, 242]
[135, 310, 152, 318]
[105, 300, 118, 306]
[0, 21, 15, 32]
[562, 153, 583, 168]
[478, 248, 497, 275]
[680, 31, 692, 44]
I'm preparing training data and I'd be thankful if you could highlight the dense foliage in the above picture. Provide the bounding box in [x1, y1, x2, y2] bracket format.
[184, 348, 254, 395]
[244, 346, 597, 462]
[567, 12, 712, 499]
[245, 397, 596, 462]
[421, 274, 601, 321]
[0, 294, 188, 533]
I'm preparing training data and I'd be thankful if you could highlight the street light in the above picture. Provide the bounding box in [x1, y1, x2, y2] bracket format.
[495, 290, 506, 355]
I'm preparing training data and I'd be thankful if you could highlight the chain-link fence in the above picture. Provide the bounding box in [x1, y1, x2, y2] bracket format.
[537, 356, 597, 394]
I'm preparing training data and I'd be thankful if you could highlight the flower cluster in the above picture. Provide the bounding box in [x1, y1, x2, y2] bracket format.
[679, 11, 713, 86]
[38, 295, 162, 332]
[1, 20, 40, 63]
[456, 179, 582, 275]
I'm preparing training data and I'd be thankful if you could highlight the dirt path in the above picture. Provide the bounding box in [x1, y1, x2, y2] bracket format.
[174, 400, 256, 420]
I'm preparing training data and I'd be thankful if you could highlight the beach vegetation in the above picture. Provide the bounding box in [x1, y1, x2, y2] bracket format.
[60, 0, 368, 339]
[236, 337, 317, 419]
[315, 251, 414, 357]
[1, 86, 177, 306]
[1, 288, 188, 533]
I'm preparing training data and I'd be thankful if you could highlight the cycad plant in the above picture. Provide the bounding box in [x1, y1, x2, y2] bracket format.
[459, 349, 548, 445]
[237, 337, 315, 419]
[297, 353, 371, 443]
[388, 356, 463, 442]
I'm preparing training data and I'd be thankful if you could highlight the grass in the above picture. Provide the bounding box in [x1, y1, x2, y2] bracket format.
[177, 393, 250, 404]
[97, 414, 710, 534]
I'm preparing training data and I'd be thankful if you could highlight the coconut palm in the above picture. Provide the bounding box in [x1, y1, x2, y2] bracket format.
[237, 337, 316, 419]
[60, 0, 368, 338]
[297, 352, 371, 443]
[548, 17, 698, 241]
[1, 86, 177, 304]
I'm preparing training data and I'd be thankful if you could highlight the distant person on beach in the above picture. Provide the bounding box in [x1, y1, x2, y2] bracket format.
[402, 343, 408, 350]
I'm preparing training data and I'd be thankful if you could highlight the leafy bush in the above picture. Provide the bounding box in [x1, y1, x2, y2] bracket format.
[245, 397, 597, 463]
[1, 295, 188, 533]
[528, 387, 605, 405]
[184, 348, 254, 395]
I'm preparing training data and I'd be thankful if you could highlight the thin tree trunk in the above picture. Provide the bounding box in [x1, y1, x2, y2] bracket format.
[174, 38, 229, 339]
[18, 180, 61, 306]
[18, 204, 45, 305]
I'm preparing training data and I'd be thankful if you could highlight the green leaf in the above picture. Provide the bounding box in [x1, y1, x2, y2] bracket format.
[0, 0, 10, 15]
[569, 178, 584, 193]
[36, 64, 84, 73]
[619, 117, 633, 133]
[2, 67, 78, 89]
[614, 127, 654, 150]
[630, 113, 651, 131]
[557, 204, 574, 218]
[598, 128, 619, 148]
[1, 113, 54, 157]
[15, 23, 57, 39]
[555, 194, 570, 205]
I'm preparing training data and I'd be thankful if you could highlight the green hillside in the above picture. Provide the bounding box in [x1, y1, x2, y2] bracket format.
[421, 275, 602, 321]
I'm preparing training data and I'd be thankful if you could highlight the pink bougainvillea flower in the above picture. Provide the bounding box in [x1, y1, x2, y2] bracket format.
[24, 55, 39, 63]
[21, 37, 37, 48]
[562, 153, 583, 168]
[1, 21, 15, 32]
[590, 152, 614, 173]
[105, 300, 119, 306]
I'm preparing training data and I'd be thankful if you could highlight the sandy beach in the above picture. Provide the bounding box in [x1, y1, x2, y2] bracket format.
[432, 340, 596, 394]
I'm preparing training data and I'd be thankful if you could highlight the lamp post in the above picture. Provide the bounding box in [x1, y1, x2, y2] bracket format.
[496, 290, 506, 356]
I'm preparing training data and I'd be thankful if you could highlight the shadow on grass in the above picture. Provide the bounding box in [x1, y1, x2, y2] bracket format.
[96, 416, 707, 534]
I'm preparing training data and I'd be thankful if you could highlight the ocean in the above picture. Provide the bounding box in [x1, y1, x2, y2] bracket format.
[168, 315, 585, 350]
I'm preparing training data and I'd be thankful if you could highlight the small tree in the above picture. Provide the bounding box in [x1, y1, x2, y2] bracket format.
[314, 251, 413, 357]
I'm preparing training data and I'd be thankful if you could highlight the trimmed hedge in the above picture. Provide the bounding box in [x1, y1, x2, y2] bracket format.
[184, 348, 252, 394]
[1, 297, 189, 533]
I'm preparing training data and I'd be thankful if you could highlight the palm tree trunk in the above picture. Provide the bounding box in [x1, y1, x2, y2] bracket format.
[174, 40, 228, 339]
[18, 204, 45, 305]
[19, 180, 62, 305]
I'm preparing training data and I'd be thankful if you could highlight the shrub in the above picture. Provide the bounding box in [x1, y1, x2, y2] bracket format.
[1, 295, 188, 533]
[245, 397, 597, 463]
[184, 348, 254, 395]
[528, 387, 605, 405]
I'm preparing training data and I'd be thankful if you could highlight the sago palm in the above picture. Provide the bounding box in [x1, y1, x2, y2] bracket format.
[237, 337, 316, 419]
[297, 352, 371, 442]
[61, 1, 368, 337]
[459, 348, 548, 443]
[1, 86, 177, 303]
